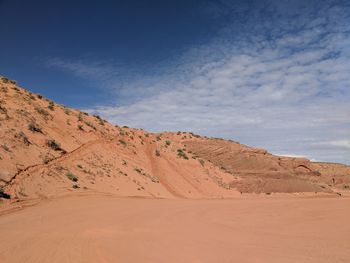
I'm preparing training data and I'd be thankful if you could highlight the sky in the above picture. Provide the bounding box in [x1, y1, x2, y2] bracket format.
[0, 0, 349, 164]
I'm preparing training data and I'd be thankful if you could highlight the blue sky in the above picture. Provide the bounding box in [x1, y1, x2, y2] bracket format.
[1, 0, 349, 164]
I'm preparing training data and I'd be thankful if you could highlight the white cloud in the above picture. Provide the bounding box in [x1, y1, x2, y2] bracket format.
[318, 140, 350, 149]
[47, 0, 350, 164]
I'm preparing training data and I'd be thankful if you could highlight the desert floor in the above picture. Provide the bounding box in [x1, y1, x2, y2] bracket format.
[0, 195, 349, 263]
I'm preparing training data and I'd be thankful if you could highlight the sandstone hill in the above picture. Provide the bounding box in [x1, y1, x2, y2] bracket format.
[0, 76, 349, 202]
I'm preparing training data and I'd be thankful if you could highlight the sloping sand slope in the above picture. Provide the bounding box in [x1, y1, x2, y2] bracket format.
[1, 76, 349, 202]
[0, 195, 349, 263]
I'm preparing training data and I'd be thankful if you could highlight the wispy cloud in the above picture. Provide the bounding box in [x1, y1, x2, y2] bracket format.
[45, 57, 122, 89]
[45, 0, 350, 164]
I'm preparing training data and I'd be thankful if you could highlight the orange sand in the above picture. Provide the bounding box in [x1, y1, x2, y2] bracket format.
[1, 195, 349, 263]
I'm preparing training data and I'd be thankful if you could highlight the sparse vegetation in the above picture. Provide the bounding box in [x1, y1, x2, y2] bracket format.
[177, 149, 189, 160]
[78, 113, 83, 121]
[94, 115, 105, 126]
[0, 77, 9, 83]
[64, 107, 70, 115]
[28, 122, 42, 133]
[47, 139, 61, 150]
[85, 121, 96, 130]
[156, 135, 161, 141]
[77, 164, 83, 169]
[48, 101, 55, 110]
[119, 139, 127, 146]
[155, 149, 160, 157]
[165, 140, 171, 146]
[43, 156, 50, 164]
[133, 167, 159, 183]
[0, 86, 8, 93]
[18, 131, 30, 145]
[77, 124, 84, 131]
[199, 159, 205, 166]
[72, 184, 80, 189]
[66, 172, 78, 182]
[0, 187, 11, 199]
[1, 144, 10, 152]
[0, 76, 16, 85]
[0, 105, 7, 114]
[35, 106, 50, 119]
[134, 167, 142, 174]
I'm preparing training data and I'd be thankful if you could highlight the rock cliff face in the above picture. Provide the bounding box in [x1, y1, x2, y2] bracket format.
[0, 76, 349, 201]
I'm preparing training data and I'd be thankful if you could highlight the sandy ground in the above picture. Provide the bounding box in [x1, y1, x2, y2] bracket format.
[0, 195, 349, 263]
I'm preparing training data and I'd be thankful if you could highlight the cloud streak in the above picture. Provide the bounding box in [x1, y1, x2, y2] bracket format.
[46, 0, 350, 164]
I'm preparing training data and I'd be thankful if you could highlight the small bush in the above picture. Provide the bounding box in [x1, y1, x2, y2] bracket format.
[72, 184, 80, 189]
[28, 122, 42, 133]
[66, 172, 78, 182]
[19, 131, 30, 145]
[1, 76, 16, 85]
[155, 149, 160, 157]
[1, 77, 9, 83]
[119, 139, 127, 146]
[85, 121, 96, 130]
[134, 167, 142, 174]
[0, 187, 11, 199]
[0, 86, 8, 93]
[48, 101, 55, 111]
[77, 124, 84, 131]
[0, 105, 7, 114]
[92, 115, 106, 126]
[177, 149, 189, 160]
[1, 144, 10, 152]
[165, 140, 171, 146]
[156, 135, 161, 141]
[199, 159, 205, 166]
[94, 114, 101, 119]
[77, 164, 83, 169]
[47, 139, 61, 150]
[35, 106, 50, 119]
[64, 107, 70, 115]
